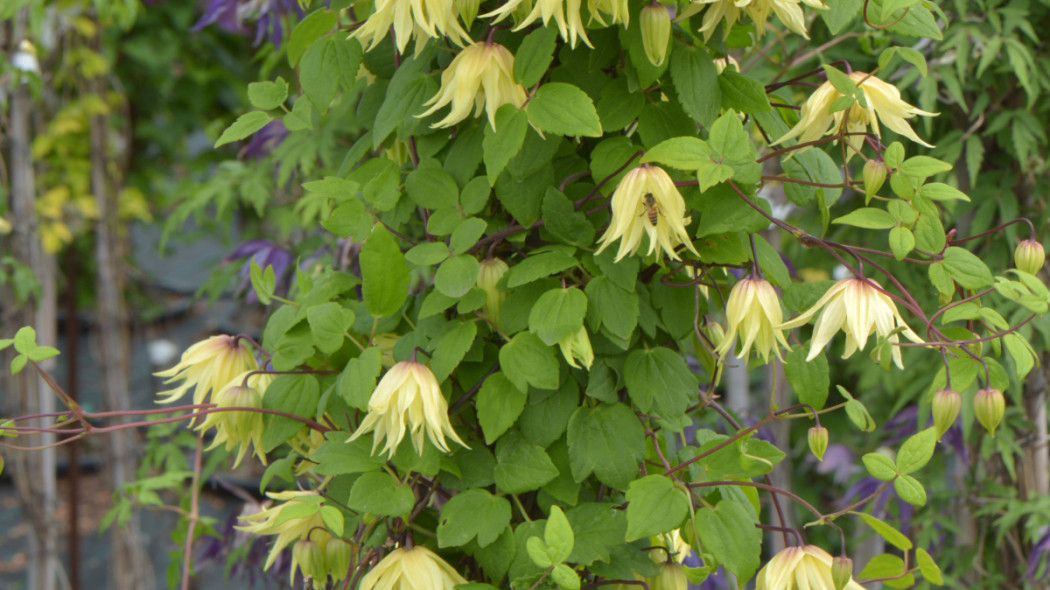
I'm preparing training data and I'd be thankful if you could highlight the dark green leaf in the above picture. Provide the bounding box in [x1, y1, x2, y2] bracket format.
[527, 83, 603, 137]
[360, 224, 409, 317]
[566, 403, 644, 489]
[438, 489, 512, 548]
[625, 475, 689, 541]
[477, 372, 528, 444]
[348, 471, 415, 516]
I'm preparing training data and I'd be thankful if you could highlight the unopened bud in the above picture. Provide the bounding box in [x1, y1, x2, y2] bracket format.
[216, 384, 264, 444]
[456, 0, 481, 28]
[650, 563, 687, 590]
[1014, 239, 1045, 275]
[808, 426, 828, 461]
[640, 5, 672, 67]
[293, 538, 326, 582]
[863, 159, 888, 203]
[477, 257, 509, 327]
[974, 387, 1005, 436]
[325, 537, 353, 581]
[831, 556, 854, 590]
[931, 388, 961, 439]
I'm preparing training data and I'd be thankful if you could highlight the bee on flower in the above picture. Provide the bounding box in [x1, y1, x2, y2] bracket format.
[755, 545, 867, 590]
[359, 546, 468, 590]
[715, 277, 790, 363]
[483, 0, 592, 48]
[154, 335, 258, 405]
[595, 164, 700, 262]
[774, 71, 937, 158]
[195, 371, 274, 467]
[778, 277, 923, 369]
[352, 0, 471, 56]
[347, 360, 468, 458]
[418, 42, 527, 130]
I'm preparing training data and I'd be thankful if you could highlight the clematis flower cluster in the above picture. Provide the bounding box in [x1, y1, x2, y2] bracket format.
[775, 71, 937, 158]
[595, 164, 699, 262]
[779, 277, 923, 369]
[352, 0, 471, 55]
[347, 360, 468, 458]
[691, 0, 827, 41]
[755, 545, 867, 590]
[154, 334, 258, 405]
[419, 42, 527, 130]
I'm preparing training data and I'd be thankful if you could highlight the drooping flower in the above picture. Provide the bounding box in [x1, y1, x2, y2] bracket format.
[690, 0, 826, 41]
[418, 42, 527, 130]
[238, 491, 331, 571]
[595, 164, 700, 262]
[483, 0, 592, 48]
[155, 335, 258, 404]
[588, 0, 629, 26]
[196, 371, 274, 467]
[352, 0, 471, 55]
[778, 277, 922, 369]
[558, 327, 594, 370]
[347, 361, 468, 458]
[774, 71, 938, 157]
[715, 277, 789, 363]
[359, 546, 468, 590]
[755, 545, 867, 590]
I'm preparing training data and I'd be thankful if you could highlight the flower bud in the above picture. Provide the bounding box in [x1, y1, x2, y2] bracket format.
[650, 563, 687, 590]
[831, 556, 853, 590]
[640, 5, 672, 67]
[863, 159, 888, 203]
[558, 326, 594, 370]
[325, 537, 353, 581]
[974, 387, 1005, 436]
[477, 257, 509, 326]
[1015, 239, 1045, 275]
[808, 426, 828, 461]
[293, 538, 326, 583]
[931, 388, 960, 439]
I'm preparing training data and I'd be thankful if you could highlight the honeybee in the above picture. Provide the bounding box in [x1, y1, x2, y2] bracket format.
[640, 193, 660, 226]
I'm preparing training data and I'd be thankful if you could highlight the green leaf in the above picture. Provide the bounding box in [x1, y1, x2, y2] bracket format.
[514, 27, 559, 87]
[529, 288, 588, 346]
[584, 277, 639, 340]
[427, 320, 477, 382]
[348, 471, 415, 516]
[262, 375, 320, 451]
[943, 247, 994, 289]
[784, 348, 829, 410]
[916, 548, 944, 585]
[878, 45, 928, 77]
[838, 386, 876, 431]
[450, 218, 488, 254]
[642, 137, 711, 171]
[821, 0, 862, 32]
[888, 226, 915, 260]
[338, 347, 383, 409]
[899, 155, 952, 179]
[307, 302, 355, 354]
[499, 332, 560, 391]
[438, 489, 512, 548]
[542, 188, 595, 248]
[718, 70, 772, 114]
[566, 503, 628, 565]
[506, 247, 578, 288]
[435, 255, 480, 298]
[551, 564, 580, 590]
[858, 554, 912, 587]
[862, 452, 898, 481]
[215, 111, 272, 147]
[300, 37, 342, 113]
[310, 434, 385, 475]
[287, 9, 336, 66]
[896, 427, 937, 474]
[544, 505, 575, 564]
[406, 168, 460, 210]
[373, 52, 436, 147]
[782, 149, 843, 207]
[484, 106, 531, 185]
[494, 432, 560, 493]
[566, 403, 645, 489]
[406, 242, 452, 266]
[248, 78, 289, 110]
[624, 347, 698, 417]
[625, 475, 689, 541]
[918, 182, 968, 202]
[360, 224, 409, 317]
[894, 474, 927, 506]
[855, 512, 913, 551]
[833, 207, 897, 229]
[527, 83, 603, 137]
[527, 537, 553, 568]
[696, 499, 762, 583]
[477, 372, 528, 444]
[1004, 333, 1036, 380]
[670, 46, 721, 127]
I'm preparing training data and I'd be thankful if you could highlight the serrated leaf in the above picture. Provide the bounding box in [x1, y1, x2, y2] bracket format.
[625, 475, 689, 541]
[527, 83, 603, 137]
[514, 27, 559, 87]
[477, 372, 528, 444]
[438, 489, 512, 548]
[696, 499, 762, 583]
[361, 224, 409, 317]
[670, 46, 721, 127]
[348, 471, 415, 516]
[529, 288, 588, 346]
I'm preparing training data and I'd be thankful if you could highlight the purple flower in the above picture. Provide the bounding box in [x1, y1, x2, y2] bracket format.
[239, 120, 288, 160]
[225, 239, 294, 303]
[815, 444, 859, 485]
[191, 0, 303, 46]
[1026, 527, 1050, 583]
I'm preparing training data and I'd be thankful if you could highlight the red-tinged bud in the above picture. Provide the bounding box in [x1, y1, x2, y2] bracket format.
[863, 159, 888, 203]
[1015, 239, 1045, 275]
[808, 426, 828, 461]
[974, 388, 1005, 436]
[831, 556, 854, 590]
[932, 388, 961, 439]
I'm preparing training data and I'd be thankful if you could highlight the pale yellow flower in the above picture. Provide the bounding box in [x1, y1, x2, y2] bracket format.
[196, 371, 274, 467]
[558, 326, 594, 369]
[483, 0, 592, 48]
[418, 42, 527, 130]
[650, 529, 691, 564]
[238, 491, 330, 571]
[347, 361, 468, 458]
[692, 0, 825, 41]
[715, 277, 789, 363]
[352, 0, 470, 55]
[154, 335, 258, 405]
[588, 0, 629, 26]
[713, 55, 740, 74]
[359, 546, 468, 590]
[595, 164, 700, 262]
[774, 71, 938, 157]
[477, 257, 510, 326]
[778, 277, 922, 369]
[755, 545, 867, 590]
